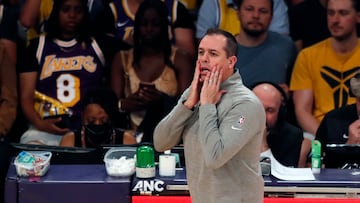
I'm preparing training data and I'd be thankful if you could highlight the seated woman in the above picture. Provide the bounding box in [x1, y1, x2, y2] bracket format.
[111, 0, 193, 143]
[60, 88, 136, 148]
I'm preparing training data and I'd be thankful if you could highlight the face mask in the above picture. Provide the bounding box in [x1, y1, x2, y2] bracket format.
[83, 123, 112, 148]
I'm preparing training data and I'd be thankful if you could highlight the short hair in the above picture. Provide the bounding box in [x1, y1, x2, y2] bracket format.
[204, 28, 238, 57]
[326, 0, 360, 12]
[233, 0, 274, 14]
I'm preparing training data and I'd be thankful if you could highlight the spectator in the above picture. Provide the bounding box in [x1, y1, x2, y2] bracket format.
[290, 0, 360, 167]
[252, 82, 303, 167]
[18, 0, 126, 146]
[105, 0, 196, 57]
[60, 88, 136, 148]
[111, 0, 193, 143]
[315, 73, 360, 167]
[196, 0, 289, 40]
[234, 0, 297, 90]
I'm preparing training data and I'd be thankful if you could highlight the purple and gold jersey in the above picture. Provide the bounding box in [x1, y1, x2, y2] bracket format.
[35, 34, 105, 123]
[109, 0, 177, 42]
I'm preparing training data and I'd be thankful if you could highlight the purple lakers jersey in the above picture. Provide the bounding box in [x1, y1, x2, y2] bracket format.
[35, 34, 106, 124]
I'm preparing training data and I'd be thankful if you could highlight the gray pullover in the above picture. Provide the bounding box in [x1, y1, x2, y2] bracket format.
[154, 71, 265, 203]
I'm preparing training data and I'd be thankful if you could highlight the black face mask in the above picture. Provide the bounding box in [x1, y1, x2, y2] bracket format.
[83, 123, 113, 148]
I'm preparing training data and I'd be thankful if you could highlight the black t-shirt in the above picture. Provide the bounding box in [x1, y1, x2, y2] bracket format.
[268, 122, 304, 167]
[316, 104, 358, 154]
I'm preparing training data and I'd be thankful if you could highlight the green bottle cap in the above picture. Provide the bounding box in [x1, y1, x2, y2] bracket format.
[136, 145, 155, 168]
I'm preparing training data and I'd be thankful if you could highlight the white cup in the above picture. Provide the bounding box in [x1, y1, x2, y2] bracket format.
[159, 154, 176, 177]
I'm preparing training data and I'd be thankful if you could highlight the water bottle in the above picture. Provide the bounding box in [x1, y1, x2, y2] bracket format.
[311, 140, 321, 174]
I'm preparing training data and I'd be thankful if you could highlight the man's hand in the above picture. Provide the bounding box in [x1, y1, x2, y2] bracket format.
[347, 119, 360, 144]
[200, 66, 226, 105]
[183, 61, 202, 109]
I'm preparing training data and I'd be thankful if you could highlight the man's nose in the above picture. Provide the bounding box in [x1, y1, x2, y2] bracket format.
[199, 53, 209, 63]
[252, 10, 260, 18]
[331, 13, 340, 22]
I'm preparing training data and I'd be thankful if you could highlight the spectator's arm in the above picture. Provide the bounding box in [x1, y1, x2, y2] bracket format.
[111, 51, 126, 100]
[293, 89, 319, 167]
[293, 89, 319, 135]
[174, 28, 195, 59]
[60, 131, 76, 147]
[173, 2, 196, 58]
[174, 48, 194, 94]
[19, 0, 41, 28]
[19, 72, 42, 128]
[0, 45, 17, 136]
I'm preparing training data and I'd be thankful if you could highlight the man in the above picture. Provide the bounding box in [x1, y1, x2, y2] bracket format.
[154, 28, 265, 203]
[196, 0, 289, 40]
[234, 0, 297, 89]
[316, 73, 360, 167]
[252, 82, 303, 167]
[290, 0, 360, 167]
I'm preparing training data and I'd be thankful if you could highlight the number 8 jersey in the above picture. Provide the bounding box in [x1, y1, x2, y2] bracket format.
[21, 34, 107, 128]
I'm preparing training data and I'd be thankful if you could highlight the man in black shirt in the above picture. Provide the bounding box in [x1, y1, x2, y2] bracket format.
[253, 82, 303, 167]
[316, 73, 360, 167]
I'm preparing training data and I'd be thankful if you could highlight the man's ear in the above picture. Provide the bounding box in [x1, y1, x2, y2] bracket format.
[228, 55, 237, 68]
[356, 12, 360, 23]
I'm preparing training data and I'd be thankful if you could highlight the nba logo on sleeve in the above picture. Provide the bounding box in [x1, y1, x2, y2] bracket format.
[231, 115, 246, 131]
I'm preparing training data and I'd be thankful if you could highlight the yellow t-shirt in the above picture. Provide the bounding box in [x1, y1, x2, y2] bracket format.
[290, 38, 360, 122]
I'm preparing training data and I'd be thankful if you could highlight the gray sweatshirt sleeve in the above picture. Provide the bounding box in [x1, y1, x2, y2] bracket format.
[198, 99, 265, 169]
[153, 90, 193, 152]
